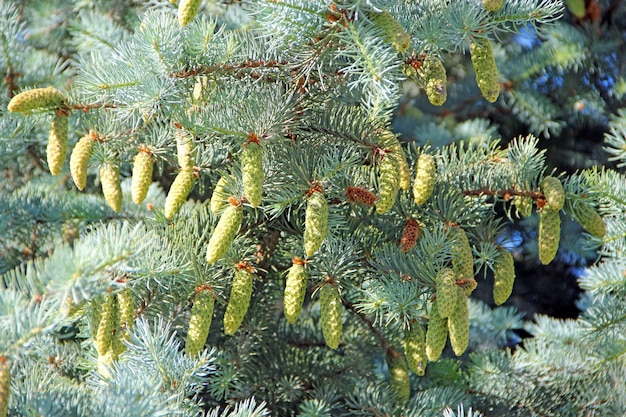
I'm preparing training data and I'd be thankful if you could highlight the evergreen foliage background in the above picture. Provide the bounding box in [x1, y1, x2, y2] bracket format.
[1, 0, 626, 416]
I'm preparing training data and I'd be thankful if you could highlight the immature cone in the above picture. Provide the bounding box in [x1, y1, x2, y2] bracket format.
[224, 267, 254, 335]
[176, 130, 196, 171]
[376, 154, 400, 214]
[369, 10, 410, 52]
[7, 87, 65, 113]
[210, 175, 229, 215]
[319, 283, 343, 349]
[186, 287, 215, 357]
[400, 218, 422, 253]
[206, 202, 243, 264]
[574, 203, 606, 238]
[117, 287, 135, 332]
[95, 295, 120, 356]
[538, 208, 561, 265]
[515, 195, 533, 218]
[436, 268, 459, 319]
[541, 176, 565, 210]
[470, 39, 500, 103]
[450, 227, 474, 281]
[382, 131, 411, 190]
[131, 148, 154, 205]
[284, 258, 308, 324]
[493, 247, 515, 305]
[388, 354, 410, 404]
[100, 163, 122, 212]
[70, 131, 96, 190]
[346, 186, 377, 207]
[0, 356, 10, 417]
[448, 290, 470, 356]
[425, 301, 448, 362]
[164, 169, 195, 219]
[483, 0, 503, 11]
[421, 56, 447, 106]
[241, 140, 264, 207]
[178, 0, 202, 26]
[412, 153, 436, 205]
[404, 325, 427, 376]
[47, 114, 69, 175]
[304, 190, 328, 257]
[565, 0, 586, 17]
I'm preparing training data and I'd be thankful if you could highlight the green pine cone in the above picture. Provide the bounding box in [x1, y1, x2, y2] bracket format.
[451, 227, 474, 280]
[186, 288, 215, 357]
[388, 354, 410, 404]
[376, 154, 400, 214]
[515, 195, 533, 218]
[422, 56, 447, 106]
[7, 87, 66, 113]
[304, 191, 328, 257]
[47, 114, 69, 176]
[284, 260, 308, 324]
[426, 301, 448, 362]
[0, 356, 10, 417]
[165, 169, 195, 219]
[574, 202, 606, 238]
[483, 0, 503, 11]
[117, 287, 135, 331]
[436, 268, 459, 319]
[100, 163, 122, 212]
[538, 208, 561, 265]
[206, 203, 243, 263]
[493, 248, 515, 305]
[210, 175, 229, 215]
[131, 149, 154, 205]
[412, 153, 436, 205]
[70, 132, 96, 190]
[319, 283, 343, 349]
[448, 290, 470, 356]
[470, 39, 500, 103]
[178, 0, 202, 26]
[541, 176, 565, 210]
[242, 141, 264, 207]
[404, 325, 427, 376]
[565, 0, 586, 17]
[369, 10, 410, 52]
[224, 268, 254, 335]
[176, 130, 196, 171]
[95, 295, 120, 356]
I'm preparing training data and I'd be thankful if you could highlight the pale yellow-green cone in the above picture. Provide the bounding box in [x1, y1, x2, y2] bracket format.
[541, 176, 565, 210]
[0, 356, 10, 417]
[241, 141, 264, 207]
[470, 39, 500, 103]
[131, 149, 154, 205]
[376, 154, 400, 214]
[47, 114, 69, 176]
[436, 268, 459, 319]
[412, 153, 436, 205]
[164, 169, 195, 219]
[450, 227, 474, 281]
[319, 283, 343, 349]
[224, 268, 254, 335]
[515, 195, 533, 218]
[388, 354, 410, 404]
[425, 300, 448, 362]
[210, 176, 229, 215]
[421, 56, 447, 106]
[7, 87, 66, 113]
[100, 163, 122, 212]
[404, 325, 427, 376]
[448, 289, 469, 356]
[186, 288, 215, 357]
[574, 202, 606, 238]
[304, 191, 328, 257]
[284, 259, 308, 324]
[539, 208, 561, 265]
[483, 0, 503, 11]
[565, 0, 586, 17]
[369, 10, 410, 52]
[70, 131, 96, 190]
[493, 247, 515, 305]
[176, 130, 196, 171]
[178, 0, 202, 26]
[95, 295, 119, 357]
[206, 203, 243, 263]
[117, 287, 135, 331]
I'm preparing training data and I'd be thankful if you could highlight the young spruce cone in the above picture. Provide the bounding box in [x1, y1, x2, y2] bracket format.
[241, 140, 264, 207]
[319, 283, 343, 349]
[447, 289, 470, 356]
[164, 169, 195, 219]
[70, 131, 96, 190]
[178, 0, 202, 26]
[426, 301, 448, 362]
[206, 200, 243, 264]
[376, 154, 400, 214]
[493, 247, 515, 305]
[47, 114, 69, 176]
[224, 267, 254, 335]
[412, 153, 436, 205]
[538, 208, 561, 265]
[7, 87, 66, 113]
[186, 287, 215, 357]
[284, 258, 308, 324]
[436, 267, 459, 319]
[404, 324, 427, 376]
[100, 163, 122, 212]
[304, 190, 328, 257]
[574, 202, 606, 238]
[470, 38, 500, 103]
[131, 148, 154, 205]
